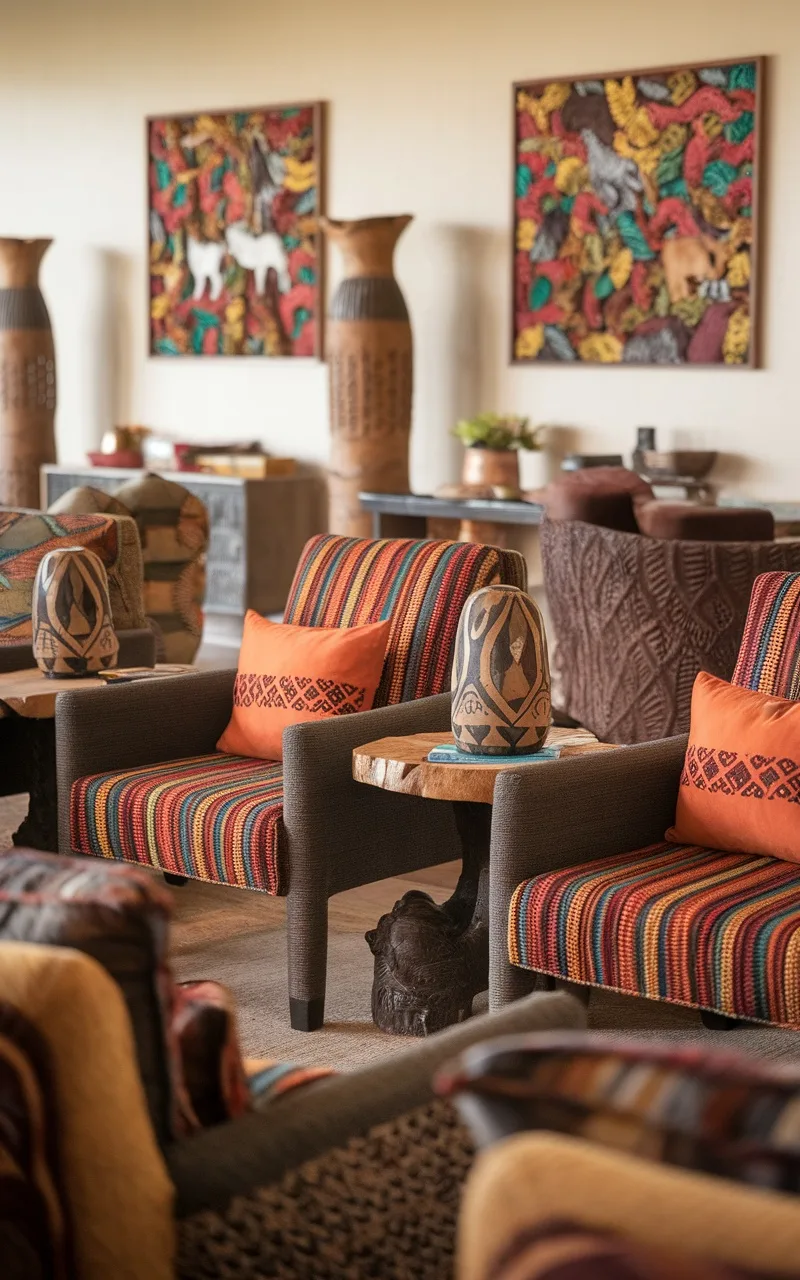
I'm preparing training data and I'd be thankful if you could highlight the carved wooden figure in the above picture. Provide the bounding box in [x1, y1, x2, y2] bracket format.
[451, 584, 551, 755]
[322, 215, 413, 538]
[0, 238, 56, 508]
[32, 547, 119, 678]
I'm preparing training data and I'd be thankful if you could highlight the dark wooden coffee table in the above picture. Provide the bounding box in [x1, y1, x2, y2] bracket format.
[353, 728, 614, 1035]
[0, 666, 192, 851]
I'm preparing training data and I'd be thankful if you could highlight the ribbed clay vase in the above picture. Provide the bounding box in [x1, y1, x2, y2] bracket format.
[32, 547, 119, 678]
[0, 238, 56, 508]
[322, 215, 413, 538]
[451, 585, 551, 755]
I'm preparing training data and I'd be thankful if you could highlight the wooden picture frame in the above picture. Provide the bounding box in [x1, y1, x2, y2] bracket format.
[147, 100, 326, 359]
[510, 58, 764, 368]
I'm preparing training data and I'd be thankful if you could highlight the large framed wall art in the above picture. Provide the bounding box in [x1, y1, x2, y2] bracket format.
[512, 59, 763, 367]
[148, 101, 324, 358]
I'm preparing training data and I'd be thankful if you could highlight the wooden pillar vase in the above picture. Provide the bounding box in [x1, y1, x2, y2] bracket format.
[0, 238, 56, 508]
[451, 584, 551, 754]
[32, 547, 119, 677]
[322, 215, 413, 538]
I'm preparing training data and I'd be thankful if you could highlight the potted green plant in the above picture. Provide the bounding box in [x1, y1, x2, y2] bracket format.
[453, 414, 544, 495]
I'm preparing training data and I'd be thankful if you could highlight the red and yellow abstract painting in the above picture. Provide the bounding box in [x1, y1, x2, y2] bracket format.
[513, 61, 761, 366]
[148, 103, 323, 358]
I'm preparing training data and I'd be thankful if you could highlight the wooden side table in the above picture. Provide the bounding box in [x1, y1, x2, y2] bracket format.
[353, 728, 614, 1035]
[0, 665, 192, 851]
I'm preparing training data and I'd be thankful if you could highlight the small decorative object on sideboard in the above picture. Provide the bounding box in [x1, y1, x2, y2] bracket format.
[32, 547, 119, 678]
[0, 238, 56, 509]
[323, 214, 414, 538]
[453, 414, 543, 499]
[631, 426, 657, 476]
[451, 584, 551, 755]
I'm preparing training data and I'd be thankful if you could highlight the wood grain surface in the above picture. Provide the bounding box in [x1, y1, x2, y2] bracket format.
[353, 727, 615, 804]
[0, 665, 192, 719]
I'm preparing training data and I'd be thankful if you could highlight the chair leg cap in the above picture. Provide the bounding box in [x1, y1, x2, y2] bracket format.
[290, 998, 325, 1032]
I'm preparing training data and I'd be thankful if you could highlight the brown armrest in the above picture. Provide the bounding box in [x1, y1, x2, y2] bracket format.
[55, 668, 236, 852]
[488, 735, 687, 1006]
[282, 692, 456, 895]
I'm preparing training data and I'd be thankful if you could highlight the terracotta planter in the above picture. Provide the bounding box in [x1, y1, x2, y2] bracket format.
[322, 215, 413, 538]
[451, 584, 551, 755]
[0, 238, 56, 508]
[32, 547, 119, 678]
[460, 446, 520, 494]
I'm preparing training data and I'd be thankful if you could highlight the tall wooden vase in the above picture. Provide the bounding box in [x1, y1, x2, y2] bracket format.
[322, 215, 413, 538]
[0, 238, 56, 509]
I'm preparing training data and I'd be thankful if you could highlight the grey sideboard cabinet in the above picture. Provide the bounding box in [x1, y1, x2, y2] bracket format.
[42, 465, 327, 643]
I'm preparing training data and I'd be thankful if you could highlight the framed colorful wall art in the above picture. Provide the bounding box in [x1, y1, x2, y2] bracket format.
[148, 101, 324, 358]
[512, 59, 763, 367]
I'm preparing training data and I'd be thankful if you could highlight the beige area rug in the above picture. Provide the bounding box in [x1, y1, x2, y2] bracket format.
[4, 794, 800, 1068]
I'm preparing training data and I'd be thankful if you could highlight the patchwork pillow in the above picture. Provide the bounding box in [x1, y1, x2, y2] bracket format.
[436, 1032, 800, 1192]
[667, 670, 800, 862]
[217, 609, 391, 760]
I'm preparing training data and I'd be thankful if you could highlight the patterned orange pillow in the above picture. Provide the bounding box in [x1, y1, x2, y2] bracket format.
[217, 610, 390, 761]
[667, 671, 800, 862]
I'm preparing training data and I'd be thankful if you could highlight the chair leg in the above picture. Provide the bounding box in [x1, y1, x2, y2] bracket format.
[286, 889, 329, 1032]
[701, 1010, 742, 1031]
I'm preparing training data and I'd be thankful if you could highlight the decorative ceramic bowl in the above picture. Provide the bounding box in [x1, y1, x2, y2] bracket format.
[638, 450, 717, 482]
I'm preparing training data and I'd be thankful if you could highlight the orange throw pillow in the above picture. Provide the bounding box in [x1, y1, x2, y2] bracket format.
[217, 611, 390, 761]
[667, 671, 800, 863]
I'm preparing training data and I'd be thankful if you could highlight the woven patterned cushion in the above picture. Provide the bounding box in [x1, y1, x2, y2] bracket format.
[70, 753, 286, 894]
[733, 571, 800, 698]
[283, 535, 527, 706]
[0, 509, 147, 640]
[509, 842, 800, 1025]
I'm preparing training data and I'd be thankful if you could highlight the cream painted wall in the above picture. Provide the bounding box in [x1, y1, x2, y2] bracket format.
[0, 0, 795, 497]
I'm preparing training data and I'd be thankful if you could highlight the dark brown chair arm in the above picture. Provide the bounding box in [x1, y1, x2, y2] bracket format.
[282, 692, 457, 895]
[56, 668, 236, 852]
[488, 735, 687, 1008]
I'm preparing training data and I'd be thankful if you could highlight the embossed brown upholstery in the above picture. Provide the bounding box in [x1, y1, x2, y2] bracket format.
[541, 519, 800, 743]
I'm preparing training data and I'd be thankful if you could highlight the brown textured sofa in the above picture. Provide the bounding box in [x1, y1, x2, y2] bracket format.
[541, 517, 800, 743]
[0, 847, 585, 1280]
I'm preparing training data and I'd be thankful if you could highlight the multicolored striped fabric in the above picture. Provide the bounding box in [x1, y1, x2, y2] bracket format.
[70, 754, 285, 894]
[732, 571, 800, 698]
[509, 842, 800, 1025]
[283, 535, 527, 706]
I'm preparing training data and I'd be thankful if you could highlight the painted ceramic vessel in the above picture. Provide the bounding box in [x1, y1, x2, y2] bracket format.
[0, 238, 56, 508]
[32, 546, 119, 677]
[451, 584, 551, 754]
[322, 215, 413, 538]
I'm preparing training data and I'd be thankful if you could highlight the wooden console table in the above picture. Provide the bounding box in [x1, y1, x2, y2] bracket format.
[42, 465, 327, 642]
[358, 491, 545, 540]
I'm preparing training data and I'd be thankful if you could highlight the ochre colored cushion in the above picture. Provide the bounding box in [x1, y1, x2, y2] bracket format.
[667, 671, 800, 862]
[217, 610, 390, 761]
[509, 842, 800, 1024]
[71, 753, 286, 893]
[0, 942, 175, 1280]
[637, 501, 775, 542]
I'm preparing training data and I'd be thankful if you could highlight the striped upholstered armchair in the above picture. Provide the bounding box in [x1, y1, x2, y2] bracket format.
[56, 534, 526, 1031]
[489, 571, 800, 1031]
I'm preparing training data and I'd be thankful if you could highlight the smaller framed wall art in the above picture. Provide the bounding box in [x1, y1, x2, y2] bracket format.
[148, 101, 324, 358]
[512, 59, 763, 367]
